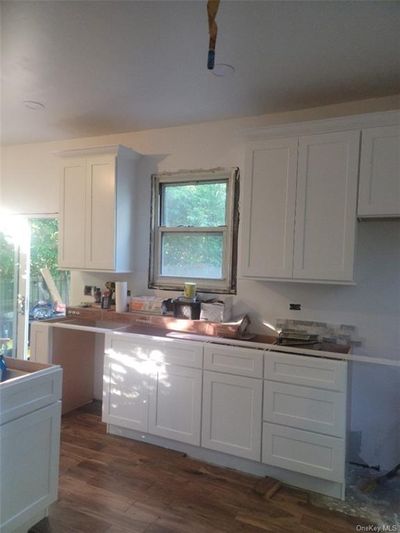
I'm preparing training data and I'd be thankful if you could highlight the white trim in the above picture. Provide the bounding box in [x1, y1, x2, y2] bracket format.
[53, 144, 141, 160]
[241, 110, 400, 140]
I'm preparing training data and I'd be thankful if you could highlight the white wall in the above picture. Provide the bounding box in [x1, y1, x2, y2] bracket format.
[1, 95, 399, 469]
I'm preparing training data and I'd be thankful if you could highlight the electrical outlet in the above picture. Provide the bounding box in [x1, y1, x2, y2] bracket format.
[289, 303, 301, 311]
[84, 285, 95, 296]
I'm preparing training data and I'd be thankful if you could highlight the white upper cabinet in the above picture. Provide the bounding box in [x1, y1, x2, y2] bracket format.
[242, 138, 298, 278]
[293, 131, 359, 281]
[59, 160, 86, 269]
[358, 125, 400, 217]
[242, 129, 360, 283]
[58, 145, 140, 272]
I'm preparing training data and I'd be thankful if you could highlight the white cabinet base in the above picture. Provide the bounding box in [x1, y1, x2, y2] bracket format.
[107, 424, 345, 500]
[0, 402, 61, 533]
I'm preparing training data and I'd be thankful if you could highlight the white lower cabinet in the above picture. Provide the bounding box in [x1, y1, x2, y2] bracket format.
[103, 334, 203, 443]
[103, 334, 348, 498]
[148, 365, 202, 445]
[1, 402, 62, 533]
[201, 371, 262, 461]
[0, 363, 62, 533]
[262, 422, 345, 483]
[103, 335, 151, 432]
[262, 351, 347, 486]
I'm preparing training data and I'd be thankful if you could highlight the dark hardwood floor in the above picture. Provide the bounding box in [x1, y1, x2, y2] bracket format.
[30, 402, 370, 532]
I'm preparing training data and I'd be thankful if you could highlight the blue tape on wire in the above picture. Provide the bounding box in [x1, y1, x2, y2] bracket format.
[207, 49, 215, 70]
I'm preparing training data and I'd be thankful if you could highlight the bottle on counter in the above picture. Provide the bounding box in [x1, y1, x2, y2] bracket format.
[94, 287, 102, 304]
[101, 290, 111, 309]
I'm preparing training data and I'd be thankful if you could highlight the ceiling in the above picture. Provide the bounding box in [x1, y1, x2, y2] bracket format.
[1, 1, 399, 145]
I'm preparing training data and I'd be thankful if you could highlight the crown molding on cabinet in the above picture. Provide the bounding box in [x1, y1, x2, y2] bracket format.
[241, 110, 400, 139]
[53, 144, 142, 160]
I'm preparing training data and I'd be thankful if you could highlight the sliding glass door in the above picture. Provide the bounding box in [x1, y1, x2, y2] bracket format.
[0, 215, 69, 359]
[0, 215, 30, 358]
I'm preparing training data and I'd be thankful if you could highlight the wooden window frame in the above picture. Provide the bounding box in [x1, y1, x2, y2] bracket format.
[149, 168, 239, 294]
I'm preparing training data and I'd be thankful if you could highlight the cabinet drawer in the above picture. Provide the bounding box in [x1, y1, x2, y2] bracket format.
[204, 344, 263, 378]
[264, 352, 347, 391]
[263, 381, 346, 437]
[148, 338, 203, 369]
[262, 422, 345, 482]
[108, 334, 203, 369]
[0, 368, 62, 426]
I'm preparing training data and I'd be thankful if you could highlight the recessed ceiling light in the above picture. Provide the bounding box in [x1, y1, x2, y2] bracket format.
[24, 100, 45, 110]
[211, 63, 235, 77]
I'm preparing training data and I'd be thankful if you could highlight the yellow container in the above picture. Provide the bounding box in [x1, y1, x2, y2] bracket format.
[183, 282, 197, 299]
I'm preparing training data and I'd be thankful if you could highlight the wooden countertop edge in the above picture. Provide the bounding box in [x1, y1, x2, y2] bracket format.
[48, 319, 400, 368]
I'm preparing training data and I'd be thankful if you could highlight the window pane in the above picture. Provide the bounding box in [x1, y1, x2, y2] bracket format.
[161, 181, 227, 227]
[161, 233, 223, 279]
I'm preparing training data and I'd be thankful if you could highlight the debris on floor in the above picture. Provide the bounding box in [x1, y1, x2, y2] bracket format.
[310, 464, 400, 528]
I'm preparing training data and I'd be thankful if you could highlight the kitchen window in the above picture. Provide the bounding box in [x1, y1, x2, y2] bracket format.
[149, 168, 239, 293]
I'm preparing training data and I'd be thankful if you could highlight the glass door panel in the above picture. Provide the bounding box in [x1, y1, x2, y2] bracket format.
[0, 232, 17, 356]
[28, 218, 69, 352]
[0, 215, 30, 358]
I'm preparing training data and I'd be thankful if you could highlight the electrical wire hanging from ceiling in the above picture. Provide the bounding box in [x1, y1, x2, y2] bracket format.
[207, 0, 220, 70]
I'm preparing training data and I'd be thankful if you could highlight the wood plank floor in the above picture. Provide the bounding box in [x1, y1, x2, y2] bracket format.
[30, 402, 370, 533]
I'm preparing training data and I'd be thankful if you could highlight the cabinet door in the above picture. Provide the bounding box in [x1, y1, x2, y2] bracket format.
[85, 156, 116, 270]
[59, 159, 86, 269]
[358, 125, 400, 217]
[242, 138, 298, 278]
[148, 365, 202, 445]
[102, 336, 150, 431]
[0, 402, 61, 533]
[293, 131, 359, 282]
[202, 371, 262, 460]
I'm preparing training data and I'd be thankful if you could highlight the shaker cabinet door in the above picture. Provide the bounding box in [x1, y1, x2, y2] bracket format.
[201, 371, 262, 460]
[102, 336, 150, 432]
[148, 365, 202, 445]
[58, 159, 86, 269]
[293, 131, 359, 282]
[358, 125, 400, 217]
[241, 138, 298, 278]
[85, 156, 116, 270]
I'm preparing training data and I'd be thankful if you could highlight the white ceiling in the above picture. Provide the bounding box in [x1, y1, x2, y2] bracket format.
[1, 1, 399, 145]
